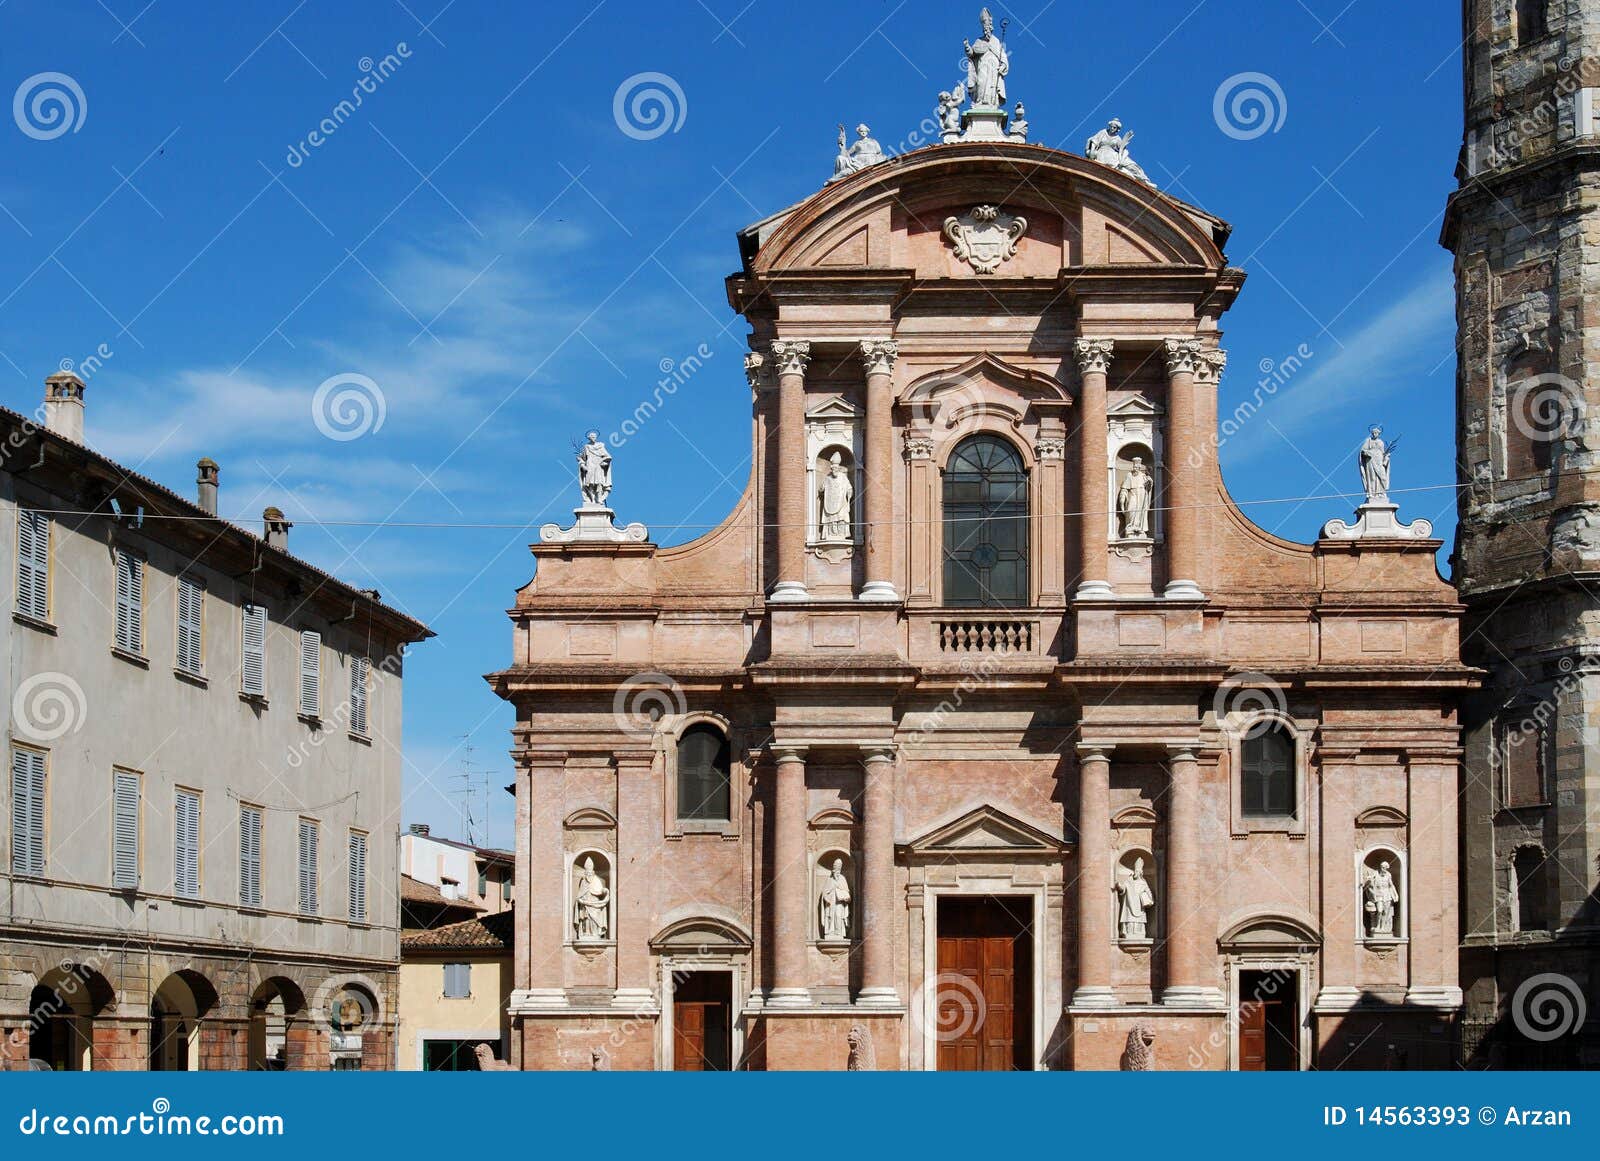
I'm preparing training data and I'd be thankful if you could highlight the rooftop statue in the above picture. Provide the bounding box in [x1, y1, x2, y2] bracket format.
[829, 123, 888, 183]
[1086, 119, 1153, 185]
[963, 8, 1009, 108]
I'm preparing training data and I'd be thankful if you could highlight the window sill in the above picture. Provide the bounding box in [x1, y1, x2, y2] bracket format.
[239, 905, 268, 916]
[173, 895, 204, 908]
[298, 713, 323, 729]
[174, 667, 208, 689]
[10, 872, 50, 885]
[348, 731, 372, 746]
[1359, 936, 1408, 947]
[297, 912, 322, 923]
[13, 610, 57, 635]
[239, 691, 269, 707]
[111, 645, 149, 669]
[673, 819, 736, 835]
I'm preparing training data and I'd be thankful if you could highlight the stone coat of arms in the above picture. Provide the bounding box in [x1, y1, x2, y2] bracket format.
[943, 204, 1028, 274]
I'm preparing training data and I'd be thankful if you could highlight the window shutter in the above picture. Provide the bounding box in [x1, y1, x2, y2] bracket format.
[349, 657, 370, 735]
[16, 509, 49, 621]
[241, 605, 266, 695]
[112, 771, 140, 889]
[239, 806, 262, 908]
[174, 789, 200, 897]
[444, 963, 469, 998]
[298, 819, 319, 914]
[115, 550, 143, 653]
[348, 831, 367, 923]
[299, 630, 321, 717]
[177, 577, 203, 674]
[10, 748, 45, 875]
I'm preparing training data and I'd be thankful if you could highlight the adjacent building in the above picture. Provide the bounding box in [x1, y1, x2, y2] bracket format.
[0, 373, 432, 1070]
[1444, 0, 1600, 1067]
[491, 13, 1473, 1071]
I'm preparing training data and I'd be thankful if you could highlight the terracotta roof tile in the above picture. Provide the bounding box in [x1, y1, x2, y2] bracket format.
[402, 909, 514, 951]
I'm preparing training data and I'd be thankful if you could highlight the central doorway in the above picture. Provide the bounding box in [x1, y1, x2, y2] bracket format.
[672, 972, 732, 1071]
[935, 896, 1033, 1070]
[1238, 969, 1299, 1070]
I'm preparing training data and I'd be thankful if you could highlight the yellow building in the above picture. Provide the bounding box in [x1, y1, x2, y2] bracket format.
[398, 912, 513, 1070]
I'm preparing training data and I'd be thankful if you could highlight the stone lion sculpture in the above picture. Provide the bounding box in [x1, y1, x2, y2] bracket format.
[472, 1043, 515, 1071]
[1121, 1022, 1156, 1071]
[845, 1022, 876, 1071]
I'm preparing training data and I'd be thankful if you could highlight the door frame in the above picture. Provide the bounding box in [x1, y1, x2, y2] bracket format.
[1226, 957, 1311, 1071]
[920, 885, 1045, 1071]
[658, 959, 743, 1071]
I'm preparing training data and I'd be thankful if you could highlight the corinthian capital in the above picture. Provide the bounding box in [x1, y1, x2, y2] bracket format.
[1074, 338, 1115, 376]
[859, 338, 899, 376]
[1163, 338, 1205, 378]
[770, 340, 812, 377]
[743, 351, 767, 393]
[1194, 349, 1227, 386]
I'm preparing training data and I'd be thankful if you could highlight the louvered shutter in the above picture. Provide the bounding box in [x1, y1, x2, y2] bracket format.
[112, 771, 140, 889]
[114, 550, 143, 653]
[174, 789, 200, 897]
[349, 657, 370, 736]
[348, 831, 367, 922]
[241, 605, 266, 695]
[299, 631, 321, 717]
[239, 806, 262, 908]
[10, 748, 45, 875]
[177, 577, 203, 674]
[298, 819, 319, 914]
[16, 509, 49, 620]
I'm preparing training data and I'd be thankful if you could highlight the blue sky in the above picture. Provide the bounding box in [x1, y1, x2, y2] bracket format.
[0, 1, 1463, 850]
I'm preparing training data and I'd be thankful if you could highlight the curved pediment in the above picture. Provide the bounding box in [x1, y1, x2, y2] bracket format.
[900, 353, 1073, 436]
[902, 804, 1068, 858]
[649, 909, 753, 952]
[563, 807, 617, 831]
[1355, 805, 1408, 828]
[1218, 911, 1322, 949]
[742, 143, 1229, 280]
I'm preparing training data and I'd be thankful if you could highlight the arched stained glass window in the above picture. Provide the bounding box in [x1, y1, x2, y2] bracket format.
[942, 435, 1029, 608]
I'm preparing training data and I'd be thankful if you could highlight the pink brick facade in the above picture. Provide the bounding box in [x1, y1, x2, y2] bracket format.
[493, 144, 1472, 1070]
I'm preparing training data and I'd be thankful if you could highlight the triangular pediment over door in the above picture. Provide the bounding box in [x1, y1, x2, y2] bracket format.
[901, 804, 1069, 861]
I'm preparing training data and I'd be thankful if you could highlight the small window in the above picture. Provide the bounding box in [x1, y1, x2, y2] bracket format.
[1241, 723, 1296, 818]
[348, 830, 368, 923]
[241, 605, 267, 696]
[442, 963, 471, 999]
[15, 508, 50, 621]
[176, 576, 204, 675]
[174, 788, 200, 898]
[1514, 847, 1551, 932]
[1517, 0, 1547, 43]
[677, 724, 731, 822]
[10, 746, 46, 876]
[502, 875, 513, 903]
[112, 770, 140, 890]
[114, 549, 143, 654]
[298, 818, 319, 915]
[1500, 718, 1546, 807]
[349, 657, 370, 735]
[239, 805, 263, 908]
[299, 630, 321, 718]
[477, 867, 488, 896]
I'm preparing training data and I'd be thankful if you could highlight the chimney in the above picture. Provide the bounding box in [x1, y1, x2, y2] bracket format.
[43, 371, 86, 443]
[263, 506, 292, 550]
[196, 458, 219, 515]
[409, 823, 430, 837]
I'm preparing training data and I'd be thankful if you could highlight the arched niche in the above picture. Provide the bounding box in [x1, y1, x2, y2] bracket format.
[805, 398, 862, 560]
[813, 848, 855, 945]
[568, 850, 615, 947]
[1107, 396, 1164, 552]
[1357, 846, 1406, 942]
[1114, 847, 1158, 944]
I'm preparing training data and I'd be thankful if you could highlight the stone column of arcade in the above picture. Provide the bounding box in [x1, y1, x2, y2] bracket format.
[1074, 338, 1115, 599]
[1072, 744, 1115, 1006]
[858, 339, 901, 602]
[1161, 338, 1205, 600]
[1162, 746, 1223, 1005]
[771, 341, 813, 602]
[857, 746, 899, 1004]
[768, 746, 810, 1005]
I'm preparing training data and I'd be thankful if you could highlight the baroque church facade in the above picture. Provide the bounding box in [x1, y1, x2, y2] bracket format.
[492, 11, 1472, 1070]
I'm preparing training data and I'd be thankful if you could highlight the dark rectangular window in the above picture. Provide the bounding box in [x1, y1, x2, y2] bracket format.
[1241, 726, 1296, 818]
[677, 726, 731, 822]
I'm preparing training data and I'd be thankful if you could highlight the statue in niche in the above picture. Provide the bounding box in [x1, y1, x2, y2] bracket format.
[819, 857, 852, 940]
[1363, 860, 1399, 937]
[1117, 856, 1156, 940]
[575, 431, 613, 506]
[1086, 118, 1151, 185]
[1359, 424, 1397, 502]
[818, 452, 854, 541]
[572, 856, 611, 941]
[963, 8, 1009, 109]
[1118, 456, 1153, 539]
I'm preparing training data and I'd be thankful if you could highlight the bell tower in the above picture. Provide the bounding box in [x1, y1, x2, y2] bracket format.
[1443, 0, 1600, 1067]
